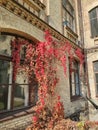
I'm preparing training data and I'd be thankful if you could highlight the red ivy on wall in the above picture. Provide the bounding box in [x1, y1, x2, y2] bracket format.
[12, 31, 92, 130]
[75, 48, 84, 64]
[11, 38, 28, 80]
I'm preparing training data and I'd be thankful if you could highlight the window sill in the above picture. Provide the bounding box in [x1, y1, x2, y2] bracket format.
[71, 95, 84, 102]
[90, 36, 98, 39]
[94, 37, 98, 45]
[94, 37, 98, 40]
[0, 106, 35, 123]
[65, 25, 78, 38]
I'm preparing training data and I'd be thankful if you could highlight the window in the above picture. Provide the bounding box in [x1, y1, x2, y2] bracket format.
[93, 61, 98, 96]
[0, 35, 37, 112]
[89, 7, 98, 38]
[69, 59, 81, 100]
[62, 0, 75, 31]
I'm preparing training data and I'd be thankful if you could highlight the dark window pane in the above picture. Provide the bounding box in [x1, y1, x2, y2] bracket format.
[89, 7, 98, 37]
[0, 60, 12, 84]
[0, 85, 8, 110]
[90, 8, 97, 19]
[76, 83, 80, 95]
[96, 84, 98, 95]
[75, 67, 80, 95]
[90, 18, 98, 37]
[95, 74, 98, 83]
[94, 61, 98, 72]
[62, 0, 75, 31]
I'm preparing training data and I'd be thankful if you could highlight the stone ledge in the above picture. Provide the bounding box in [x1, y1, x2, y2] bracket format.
[0, 106, 35, 123]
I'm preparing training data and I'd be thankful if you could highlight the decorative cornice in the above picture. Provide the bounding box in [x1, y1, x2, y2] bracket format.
[0, 0, 82, 50]
[85, 46, 98, 54]
[31, 0, 45, 10]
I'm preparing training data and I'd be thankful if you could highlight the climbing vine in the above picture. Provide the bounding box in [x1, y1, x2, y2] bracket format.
[11, 31, 98, 130]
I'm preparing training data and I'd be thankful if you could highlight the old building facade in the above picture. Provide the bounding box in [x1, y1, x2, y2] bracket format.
[81, 0, 98, 119]
[0, 0, 88, 129]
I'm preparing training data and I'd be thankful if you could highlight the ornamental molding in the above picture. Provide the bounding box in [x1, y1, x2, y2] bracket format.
[86, 47, 98, 54]
[0, 0, 81, 50]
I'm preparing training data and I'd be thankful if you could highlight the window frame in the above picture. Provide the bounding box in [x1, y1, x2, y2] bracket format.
[62, 0, 75, 31]
[0, 35, 38, 113]
[93, 60, 98, 97]
[0, 54, 29, 111]
[69, 59, 81, 101]
[89, 6, 98, 38]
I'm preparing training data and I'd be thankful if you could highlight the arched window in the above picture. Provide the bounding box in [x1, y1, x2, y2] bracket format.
[0, 35, 38, 112]
[89, 7, 98, 38]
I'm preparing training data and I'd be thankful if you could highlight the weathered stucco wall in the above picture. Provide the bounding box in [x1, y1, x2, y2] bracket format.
[0, 1, 88, 129]
[81, 0, 98, 48]
[48, 0, 63, 33]
[81, 0, 98, 118]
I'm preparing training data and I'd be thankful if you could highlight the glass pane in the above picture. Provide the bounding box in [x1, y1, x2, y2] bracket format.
[90, 18, 98, 37]
[75, 73, 80, 95]
[74, 61, 80, 95]
[0, 85, 8, 110]
[94, 61, 98, 72]
[90, 8, 97, 19]
[14, 70, 29, 108]
[0, 35, 12, 56]
[96, 84, 98, 95]
[95, 73, 98, 83]
[0, 60, 12, 84]
[14, 84, 25, 108]
[76, 83, 80, 95]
